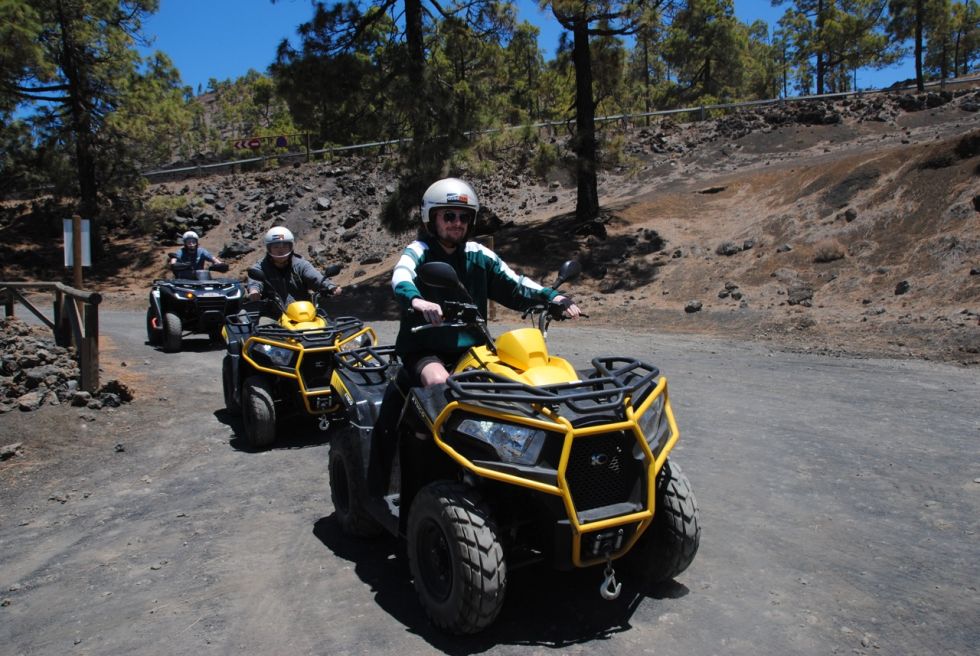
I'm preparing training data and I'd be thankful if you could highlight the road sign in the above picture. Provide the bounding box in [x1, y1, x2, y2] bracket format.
[63, 217, 91, 267]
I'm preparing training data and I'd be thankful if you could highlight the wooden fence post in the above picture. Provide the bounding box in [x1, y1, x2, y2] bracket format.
[79, 300, 100, 392]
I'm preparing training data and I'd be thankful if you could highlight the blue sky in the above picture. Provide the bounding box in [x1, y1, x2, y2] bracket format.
[140, 0, 916, 95]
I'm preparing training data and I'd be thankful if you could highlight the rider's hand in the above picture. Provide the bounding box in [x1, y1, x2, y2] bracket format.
[247, 288, 261, 301]
[412, 298, 443, 325]
[329, 285, 342, 296]
[554, 295, 581, 319]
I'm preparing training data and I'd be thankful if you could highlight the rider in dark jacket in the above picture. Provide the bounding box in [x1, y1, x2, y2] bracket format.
[246, 226, 341, 319]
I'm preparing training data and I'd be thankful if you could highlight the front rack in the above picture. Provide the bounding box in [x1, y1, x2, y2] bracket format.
[334, 344, 400, 386]
[446, 356, 660, 414]
[227, 313, 366, 348]
[153, 278, 241, 288]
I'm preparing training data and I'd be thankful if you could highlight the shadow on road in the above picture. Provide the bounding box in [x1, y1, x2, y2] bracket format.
[143, 337, 226, 353]
[313, 515, 688, 652]
[214, 409, 332, 452]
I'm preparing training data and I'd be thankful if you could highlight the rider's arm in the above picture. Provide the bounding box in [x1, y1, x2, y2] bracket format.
[391, 242, 426, 311]
[477, 243, 559, 308]
[246, 264, 264, 300]
[293, 257, 324, 293]
[477, 245, 580, 318]
[392, 242, 443, 324]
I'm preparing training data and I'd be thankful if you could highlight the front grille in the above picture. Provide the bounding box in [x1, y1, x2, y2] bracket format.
[566, 431, 643, 516]
[196, 297, 228, 313]
[299, 352, 334, 391]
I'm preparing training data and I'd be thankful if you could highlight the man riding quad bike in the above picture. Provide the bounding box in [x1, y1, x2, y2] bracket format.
[222, 227, 375, 449]
[146, 235, 241, 353]
[328, 260, 701, 634]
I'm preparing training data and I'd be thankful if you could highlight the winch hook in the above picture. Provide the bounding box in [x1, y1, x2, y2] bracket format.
[318, 416, 331, 432]
[600, 559, 622, 601]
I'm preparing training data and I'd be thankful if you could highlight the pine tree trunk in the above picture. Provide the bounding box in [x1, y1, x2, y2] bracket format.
[571, 22, 599, 223]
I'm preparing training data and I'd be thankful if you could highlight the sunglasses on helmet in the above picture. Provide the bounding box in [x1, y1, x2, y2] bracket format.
[440, 210, 473, 224]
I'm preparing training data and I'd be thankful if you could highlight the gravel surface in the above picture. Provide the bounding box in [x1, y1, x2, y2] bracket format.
[1, 312, 978, 655]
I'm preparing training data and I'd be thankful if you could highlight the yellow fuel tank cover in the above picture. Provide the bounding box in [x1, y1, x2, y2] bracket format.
[284, 301, 317, 323]
[495, 328, 549, 370]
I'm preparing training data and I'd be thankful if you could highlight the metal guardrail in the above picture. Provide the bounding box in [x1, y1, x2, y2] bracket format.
[0, 282, 102, 392]
[139, 74, 980, 181]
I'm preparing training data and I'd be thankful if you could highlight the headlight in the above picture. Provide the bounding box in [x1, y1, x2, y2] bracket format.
[227, 288, 242, 299]
[249, 342, 296, 368]
[635, 394, 669, 457]
[455, 418, 546, 465]
[339, 332, 373, 352]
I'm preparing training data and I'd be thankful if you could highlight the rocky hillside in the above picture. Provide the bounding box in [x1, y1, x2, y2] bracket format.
[3, 82, 979, 364]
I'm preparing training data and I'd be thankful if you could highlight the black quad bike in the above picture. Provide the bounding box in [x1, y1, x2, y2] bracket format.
[221, 265, 376, 449]
[146, 257, 243, 353]
[328, 260, 701, 634]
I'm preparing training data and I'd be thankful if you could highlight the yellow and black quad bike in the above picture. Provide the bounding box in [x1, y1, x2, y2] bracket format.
[221, 266, 376, 449]
[328, 260, 700, 634]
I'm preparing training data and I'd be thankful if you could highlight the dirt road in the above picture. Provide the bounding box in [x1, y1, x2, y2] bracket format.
[1, 311, 978, 655]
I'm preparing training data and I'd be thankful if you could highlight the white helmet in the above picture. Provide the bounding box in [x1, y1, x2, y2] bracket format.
[182, 231, 199, 245]
[264, 226, 294, 260]
[421, 178, 479, 235]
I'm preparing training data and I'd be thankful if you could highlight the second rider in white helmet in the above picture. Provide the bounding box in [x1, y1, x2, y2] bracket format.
[246, 226, 342, 317]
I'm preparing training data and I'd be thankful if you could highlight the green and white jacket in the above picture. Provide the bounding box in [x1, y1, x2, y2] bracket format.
[392, 238, 560, 355]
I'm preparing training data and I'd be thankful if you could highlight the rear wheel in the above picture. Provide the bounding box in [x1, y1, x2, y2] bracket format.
[328, 428, 382, 537]
[162, 312, 182, 353]
[242, 375, 276, 449]
[407, 482, 506, 634]
[145, 307, 162, 346]
[222, 356, 240, 413]
[623, 459, 700, 583]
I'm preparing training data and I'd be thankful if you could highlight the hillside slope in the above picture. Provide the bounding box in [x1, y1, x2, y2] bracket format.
[2, 84, 978, 363]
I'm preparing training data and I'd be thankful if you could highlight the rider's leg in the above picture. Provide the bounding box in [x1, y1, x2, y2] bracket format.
[367, 351, 462, 497]
[366, 377, 406, 497]
[418, 360, 450, 387]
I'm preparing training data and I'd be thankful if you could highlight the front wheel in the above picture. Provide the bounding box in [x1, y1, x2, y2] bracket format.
[145, 307, 162, 346]
[328, 428, 382, 537]
[623, 459, 700, 584]
[242, 375, 276, 449]
[406, 482, 506, 634]
[162, 311, 182, 353]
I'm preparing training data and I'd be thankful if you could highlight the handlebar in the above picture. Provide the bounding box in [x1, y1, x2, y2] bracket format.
[408, 301, 483, 333]
[521, 301, 588, 333]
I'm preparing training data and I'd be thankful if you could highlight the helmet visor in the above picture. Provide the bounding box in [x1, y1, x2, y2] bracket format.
[268, 241, 293, 258]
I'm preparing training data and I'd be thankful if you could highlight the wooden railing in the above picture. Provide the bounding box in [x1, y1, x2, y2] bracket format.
[0, 282, 102, 392]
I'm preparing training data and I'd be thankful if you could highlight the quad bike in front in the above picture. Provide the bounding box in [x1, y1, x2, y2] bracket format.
[221, 265, 376, 449]
[328, 260, 701, 634]
[146, 257, 243, 353]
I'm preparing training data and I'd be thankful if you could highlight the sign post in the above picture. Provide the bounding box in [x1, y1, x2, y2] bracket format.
[63, 214, 92, 289]
[72, 214, 83, 288]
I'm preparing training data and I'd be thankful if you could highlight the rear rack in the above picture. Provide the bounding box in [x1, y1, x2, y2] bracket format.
[446, 356, 660, 414]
